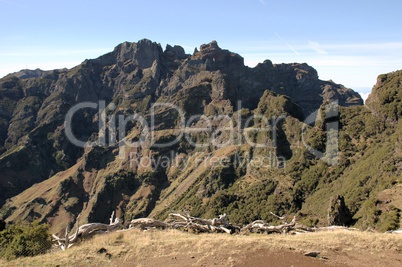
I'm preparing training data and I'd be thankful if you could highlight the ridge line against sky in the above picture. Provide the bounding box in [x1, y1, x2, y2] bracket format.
[1, 0, 402, 102]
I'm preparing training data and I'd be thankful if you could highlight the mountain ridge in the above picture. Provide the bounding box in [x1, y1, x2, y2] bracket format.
[3, 39, 399, 234]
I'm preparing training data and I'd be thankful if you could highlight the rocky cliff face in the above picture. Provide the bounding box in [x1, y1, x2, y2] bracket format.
[0, 39, 383, 233]
[365, 70, 402, 122]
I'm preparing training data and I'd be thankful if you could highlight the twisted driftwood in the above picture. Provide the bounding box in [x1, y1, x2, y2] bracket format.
[130, 213, 301, 235]
[241, 215, 298, 234]
[388, 229, 402, 234]
[239, 214, 360, 234]
[129, 218, 169, 229]
[54, 211, 362, 251]
[128, 213, 239, 234]
[53, 212, 123, 250]
[168, 213, 239, 234]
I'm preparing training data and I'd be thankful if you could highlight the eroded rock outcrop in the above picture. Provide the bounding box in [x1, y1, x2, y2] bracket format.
[327, 195, 352, 226]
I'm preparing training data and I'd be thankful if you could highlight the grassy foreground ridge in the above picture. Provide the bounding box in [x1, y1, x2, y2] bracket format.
[1, 229, 401, 267]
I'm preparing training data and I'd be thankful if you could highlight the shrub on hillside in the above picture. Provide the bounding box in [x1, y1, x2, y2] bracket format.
[378, 207, 400, 232]
[0, 221, 52, 260]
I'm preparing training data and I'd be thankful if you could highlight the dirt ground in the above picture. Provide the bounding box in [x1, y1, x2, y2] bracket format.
[115, 246, 402, 267]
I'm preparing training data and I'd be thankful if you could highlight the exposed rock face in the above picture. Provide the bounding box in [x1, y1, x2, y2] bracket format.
[366, 69, 402, 122]
[0, 219, 5, 231]
[327, 195, 352, 226]
[249, 62, 362, 114]
[0, 39, 365, 232]
[113, 39, 164, 69]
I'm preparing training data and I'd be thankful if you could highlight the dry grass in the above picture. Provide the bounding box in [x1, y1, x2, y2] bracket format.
[1, 229, 401, 267]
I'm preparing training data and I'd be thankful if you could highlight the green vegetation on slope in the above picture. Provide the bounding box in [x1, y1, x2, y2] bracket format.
[0, 41, 399, 233]
[0, 221, 51, 260]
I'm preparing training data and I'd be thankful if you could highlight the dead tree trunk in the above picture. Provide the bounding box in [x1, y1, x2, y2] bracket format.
[52, 212, 361, 250]
[241, 215, 298, 234]
[129, 218, 169, 229]
[127, 213, 238, 233]
[239, 213, 328, 234]
[168, 213, 238, 234]
[53, 212, 123, 250]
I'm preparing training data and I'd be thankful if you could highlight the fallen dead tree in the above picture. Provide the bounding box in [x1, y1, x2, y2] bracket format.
[168, 213, 240, 234]
[240, 213, 360, 235]
[52, 212, 124, 250]
[240, 213, 319, 234]
[129, 218, 169, 230]
[129, 212, 361, 236]
[313, 225, 359, 232]
[387, 229, 402, 234]
[128, 213, 240, 234]
[241, 216, 298, 234]
[54, 211, 361, 250]
[129, 212, 315, 235]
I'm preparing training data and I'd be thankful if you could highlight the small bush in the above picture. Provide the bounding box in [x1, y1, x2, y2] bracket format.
[0, 221, 52, 260]
[378, 207, 400, 232]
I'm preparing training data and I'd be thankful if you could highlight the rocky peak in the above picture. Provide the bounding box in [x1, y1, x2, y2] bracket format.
[164, 44, 188, 60]
[199, 40, 220, 53]
[112, 39, 164, 69]
[194, 41, 243, 63]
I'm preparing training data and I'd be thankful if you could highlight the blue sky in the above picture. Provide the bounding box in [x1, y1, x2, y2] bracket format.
[1, 0, 402, 101]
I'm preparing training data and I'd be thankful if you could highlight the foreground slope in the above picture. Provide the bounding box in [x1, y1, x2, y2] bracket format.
[2, 229, 402, 267]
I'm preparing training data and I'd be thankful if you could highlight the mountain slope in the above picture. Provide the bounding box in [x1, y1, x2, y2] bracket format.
[6, 40, 400, 234]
